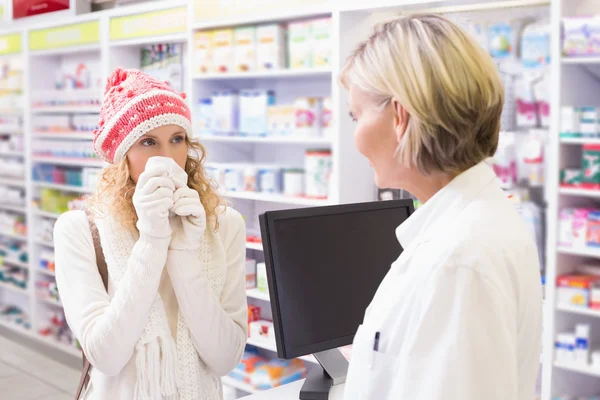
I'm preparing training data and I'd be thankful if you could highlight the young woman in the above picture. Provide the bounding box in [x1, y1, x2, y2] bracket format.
[340, 14, 541, 400]
[54, 68, 248, 400]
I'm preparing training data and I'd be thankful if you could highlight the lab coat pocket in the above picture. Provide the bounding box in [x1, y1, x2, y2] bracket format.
[343, 325, 400, 400]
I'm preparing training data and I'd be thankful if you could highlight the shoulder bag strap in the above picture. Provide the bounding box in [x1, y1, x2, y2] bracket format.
[75, 209, 108, 400]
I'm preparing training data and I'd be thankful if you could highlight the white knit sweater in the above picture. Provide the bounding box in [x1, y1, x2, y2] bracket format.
[54, 207, 248, 400]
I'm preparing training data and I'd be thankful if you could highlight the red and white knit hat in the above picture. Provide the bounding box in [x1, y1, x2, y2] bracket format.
[93, 68, 192, 164]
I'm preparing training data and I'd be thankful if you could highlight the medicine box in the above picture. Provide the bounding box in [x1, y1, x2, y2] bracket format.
[288, 20, 312, 69]
[212, 29, 235, 73]
[211, 90, 239, 135]
[256, 262, 268, 293]
[560, 106, 580, 138]
[234, 27, 257, 72]
[587, 211, 600, 247]
[249, 320, 276, 343]
[582, 144, 600, 189]
[246, 258, 257, 289]
[311, 18, 332, 68]
[194, 31, 213, 74]
[256, 24, 285, 71]
[557, 274, 600, 307]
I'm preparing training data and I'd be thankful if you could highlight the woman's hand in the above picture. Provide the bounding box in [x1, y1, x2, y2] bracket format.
[132, 165, 175, 238]
[169, 186, 206, 251]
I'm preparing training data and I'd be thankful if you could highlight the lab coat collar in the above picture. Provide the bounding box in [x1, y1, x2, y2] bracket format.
[396, 161, 498, 249]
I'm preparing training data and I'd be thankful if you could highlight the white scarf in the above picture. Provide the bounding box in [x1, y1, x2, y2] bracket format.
[96, 214, 224, 400]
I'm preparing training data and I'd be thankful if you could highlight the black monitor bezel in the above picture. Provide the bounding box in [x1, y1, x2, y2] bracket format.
[259, 199, 414, 359]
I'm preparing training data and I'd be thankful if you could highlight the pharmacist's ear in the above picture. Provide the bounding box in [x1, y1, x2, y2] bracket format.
[392, 99, 409, 143]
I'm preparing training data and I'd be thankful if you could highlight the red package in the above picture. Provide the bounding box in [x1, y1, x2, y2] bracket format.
[248, 305, 261, 337]
[557, 274, 600, 289]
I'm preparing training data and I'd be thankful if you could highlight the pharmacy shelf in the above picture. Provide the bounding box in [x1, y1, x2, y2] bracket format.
[33, 208, 62, 220]
[110, 33, 187, 48]
[29, 44, 102, 57]
[0, 109, 23, 116]
[246, 336, 318, 364]
[554, 361, 600, 378]
[193, 68, 332, 81]
[0, 319, 32, 337]
[559, 187, 600, 198]
[31, 106, 101, 114]
[560, 138, 600, 145]
[562, 57, 600, 65]
[0, 204, 26, 214]
[224, 191, 330, 206]
[0, 282, 27, 295]
[31, 156, 105, 168]
[557, 246, 600, 258]
[0, 150, 23, 157]
[2, 259, 29, 270]
[556, 304, 600, 318]
[36, 334, 80, 358]
[0, 177, 25, 187]
[37, 296, 62, 308]
[246, 242, 264, 251]
[0, 232, 27, 242]
[192, 5, 332, 30]
[246, 288, 269, 301]
[198, 135, 332, 146]
[33, 181, 93, 194]
[221, 376, 259, 394]
[32, 131, 94, 140]
[0, 128, 23, 135]
[37, 268, 55, 277]
[35, 239, 54, 248]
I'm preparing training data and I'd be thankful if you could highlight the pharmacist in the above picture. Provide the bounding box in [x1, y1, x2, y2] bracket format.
[339, 14, 542, 400]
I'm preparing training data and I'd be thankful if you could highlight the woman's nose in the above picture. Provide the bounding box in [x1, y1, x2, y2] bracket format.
[157, 146, 173, 159]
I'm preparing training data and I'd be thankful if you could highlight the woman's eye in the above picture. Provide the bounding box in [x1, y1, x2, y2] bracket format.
[141, 139, 155, 146]
[172, 135, 184, 144]
[349, 112, 357, 122]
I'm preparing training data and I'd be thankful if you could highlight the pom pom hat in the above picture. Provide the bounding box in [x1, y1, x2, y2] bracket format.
[93, 68, 192, 164]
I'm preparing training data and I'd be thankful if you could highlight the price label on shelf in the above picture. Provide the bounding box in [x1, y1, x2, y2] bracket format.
[110, 7, 187, 41]
[0, 33, 21, 55]
[29, 21, 100, 51]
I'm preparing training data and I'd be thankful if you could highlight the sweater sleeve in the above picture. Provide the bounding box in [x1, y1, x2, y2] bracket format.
[167, 208, 248, 377]
[54, 211, 171, 376]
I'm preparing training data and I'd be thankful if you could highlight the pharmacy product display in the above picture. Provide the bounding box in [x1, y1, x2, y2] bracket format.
[563, 17, 600, 58]
[34, 189, 84, 215]
[38, 312, 77, 350]
[33, 115, 97, 134]
[0, 211, 26, 237]
[560, 145, 600, 190]
[197, 91, 331, 138]
[0, 304, 29, 330]
[558, 208, 600, 253]
[555, 322, 596, 368]
[35, 277, 60, 305]
[32, 164, 101, 190]
[0, 58, 24, 111]
[193, 17, 331, 74]
[140, 43, 184, 92]
[560, 106, 600, 139]
[0, 265, 27, 290]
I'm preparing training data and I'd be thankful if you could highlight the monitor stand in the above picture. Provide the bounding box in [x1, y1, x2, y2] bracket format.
[299, 349, 348, 400]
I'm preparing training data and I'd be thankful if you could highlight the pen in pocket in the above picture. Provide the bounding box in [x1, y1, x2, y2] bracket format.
[373, 332, 380, 352]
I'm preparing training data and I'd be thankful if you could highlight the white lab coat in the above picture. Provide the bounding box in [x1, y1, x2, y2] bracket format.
[343, 162, 542, 400]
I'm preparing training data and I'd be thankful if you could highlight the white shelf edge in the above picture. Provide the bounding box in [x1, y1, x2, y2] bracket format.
[109, 33, 187, 48]
[554, 361, 600, 377]
[406, 0, 550, 14]
[33, 181, 94, 194]
[0, 109, 23, 116]
[223, 191, 330, 206]
[29, 44, 102, 57]
[36, 334, 81, 358]
[556, 304, 600, 318]
[0, 128, 23, 135]
[37, 268, 55, 277]
[193, 68, 332, 80]
[246, 242, 264, 251]
[562, 57, 600, 65]
[192, 6, 332, 30]
[31, 106, 101, 114]
[0, 281, 28, 295]
[33, 208, 62, 220]
[0, 151, 24, 157]
[246, 288, 269, 301]
[31, 156, 105, 168]
[560, 137, 600, 145]
[0, 204, 26, 214]
[0, 177, 25, 187]
[2, 259, 29, 269]
[557, 246, 600, 258]
[0, 319, 32, 337]
[32, 131, 94, 140]
[198, 135, 332, 145]
[37, 296, 63, 308]
[35, 239, 54, 248]
[221, 376, 259, 394]
[0, 231, 27, 241]
[559, 187, 600, 198]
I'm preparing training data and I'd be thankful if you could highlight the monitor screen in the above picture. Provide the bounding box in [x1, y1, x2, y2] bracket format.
[260, 200, 413, 359]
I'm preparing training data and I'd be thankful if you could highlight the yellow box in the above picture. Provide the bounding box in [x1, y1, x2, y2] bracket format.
[194, 31, 213, 75]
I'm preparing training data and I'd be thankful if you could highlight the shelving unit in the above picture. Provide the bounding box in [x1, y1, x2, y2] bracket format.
[198, 135, 332, 146]
[32, 182, 93, 193]
[0, 282, 27, 295]
[556, 304, 600, 318]
[554, 361, 600, 378]
[0, 204, 26, 213]
[193, 68, 332, 80]
[559, 187, 600, 198]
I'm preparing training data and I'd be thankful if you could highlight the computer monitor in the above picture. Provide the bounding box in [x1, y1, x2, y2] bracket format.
[259, 199, 414, 400]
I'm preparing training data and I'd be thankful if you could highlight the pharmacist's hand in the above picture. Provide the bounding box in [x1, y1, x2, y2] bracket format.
[132, 165, 175, 239]
[169, 186, 206, 251]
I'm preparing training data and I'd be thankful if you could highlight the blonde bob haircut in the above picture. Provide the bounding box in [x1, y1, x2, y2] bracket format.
[340, 14, 504, 176]
[87, 137, 224, 231]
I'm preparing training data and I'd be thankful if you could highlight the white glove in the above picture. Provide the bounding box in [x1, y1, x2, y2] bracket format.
[169, 186, 207, 251]
[132, 163, 175, 238]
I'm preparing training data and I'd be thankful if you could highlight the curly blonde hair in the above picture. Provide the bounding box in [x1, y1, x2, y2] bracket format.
[87, 137, 224, 231]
